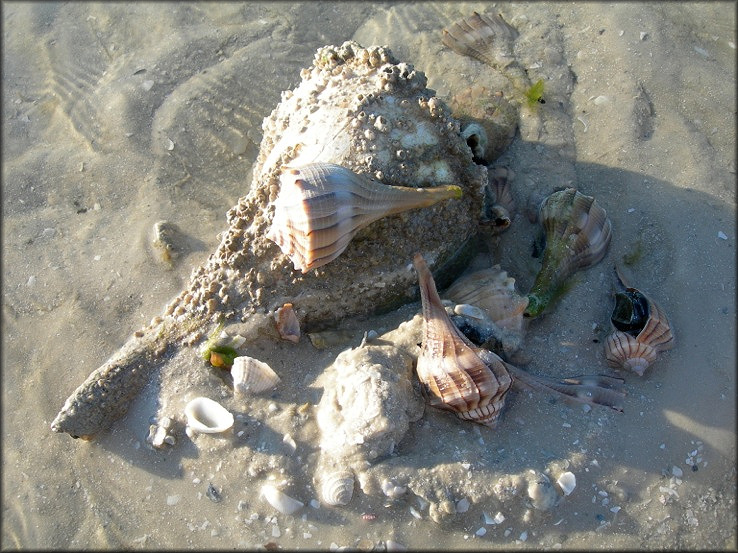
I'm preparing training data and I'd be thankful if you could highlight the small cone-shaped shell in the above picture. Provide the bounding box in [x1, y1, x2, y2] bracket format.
[525, 188, 612, 318]
[413, 253, 512, 427]
[441, 11, 519, 69]
[445, 264, 528, 335]
[231, 356, 281, 396]
[267, 163, 462, 272]
[604, 269, 674, 375]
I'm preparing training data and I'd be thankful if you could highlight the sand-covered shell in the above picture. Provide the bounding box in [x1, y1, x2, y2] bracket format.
[274, 303, 300, 343]
[183, 397, 234, 434]
[267, 163, 463, 272]
[449, 87, 518, 165]
[413, 253, 513, 427]
[525, 188, 612, 318]
[604, 269, 674, 375]
[320, 470, 355, 506]
[231, 356, 281, 396]
[441, 11, 519, 70]
[445, 264, 528, 335]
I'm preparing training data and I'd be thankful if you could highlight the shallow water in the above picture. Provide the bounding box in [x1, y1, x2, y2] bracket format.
[2, 2, 736, 549]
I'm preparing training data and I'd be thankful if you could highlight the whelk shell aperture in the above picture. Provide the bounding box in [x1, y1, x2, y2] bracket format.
[267, 163, 463, 272]
[413, 253, 512, 427]
[524, 188, 612, 318]
[604, 266, 674, 375]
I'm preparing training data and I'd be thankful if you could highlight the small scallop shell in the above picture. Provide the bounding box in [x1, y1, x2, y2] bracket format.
[525, 188, 612, 318]
[414, 253, 513, 427]
[261, 484, 304, 515]
[183, 397, 234, 434]
[266, 163, 462, 272]
[231, 356, 281, 396]
[441, 11, 519, 69]
[320, 470, 355, 506]
[274, 302, 300, 343]
[604, 269, 674, 375]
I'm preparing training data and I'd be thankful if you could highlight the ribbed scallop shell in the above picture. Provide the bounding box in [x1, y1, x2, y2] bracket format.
[604, 275, 674, 375]
[267, 163, 462, 272]
[413, 253, 513, 427]
[441, 11, 519, 69]
[445, 264, 528, 334]
[231, 356, 281, 396]
[320, 470, 355, 506]
[525, 188, 612, 318]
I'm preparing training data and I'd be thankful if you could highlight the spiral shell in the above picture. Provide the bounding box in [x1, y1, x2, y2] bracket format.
[413, 253, 513, 427]
[267, 163, 462, 272]
[604, 272, 674, 375]
[320, 470, 355, 506]
[231, 356, 281, 396]
[525, 188, 612, 318]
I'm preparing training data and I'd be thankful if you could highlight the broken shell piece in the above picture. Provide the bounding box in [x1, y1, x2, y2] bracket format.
[556, 471, 576, 496]
[183, 397, 234, 434]
[604, 267, 674, 375]
[525, 188, 612, 318]
[261, 484, 304, 515]
[231, 356, 281, 396]
[380, 478, 407, 499]
[274, 303, 300, 343]
[267, 163, 462, 272]
[320, 470, 355, 506]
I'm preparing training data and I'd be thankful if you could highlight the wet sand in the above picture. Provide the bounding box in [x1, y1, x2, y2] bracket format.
[2, 2, 736, 549]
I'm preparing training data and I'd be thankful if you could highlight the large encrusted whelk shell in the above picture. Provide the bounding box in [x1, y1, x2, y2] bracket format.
[413, 253, 513, 427]
[525, 188, 612, 318]
[319, 470, 355, 506]
[183, 397, 234, 434]
[231, 356, 281, 396]
[267, 163, 462, 272]
[604, 267, 674, 375]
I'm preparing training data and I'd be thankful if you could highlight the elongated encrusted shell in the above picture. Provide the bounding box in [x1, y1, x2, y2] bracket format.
[413, 253, 512, 427]
[267, 163, 462, 272]
[525, 188, 612, 318]
[604, 277, 674, 375]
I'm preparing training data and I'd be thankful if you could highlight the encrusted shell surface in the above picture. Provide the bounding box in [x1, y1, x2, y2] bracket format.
[231, 356, 281, 396]
[449, 87, 518, 165]
[266, 163, 462, 272]
[183, 397, 234, 434]
[414, 253, 513, 427]
[604, 274, 674, 375]
[525, 188, 612, 318]
[320, 470, 356, 506]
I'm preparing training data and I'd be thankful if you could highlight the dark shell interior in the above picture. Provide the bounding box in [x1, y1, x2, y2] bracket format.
[611, 289, 650, 336]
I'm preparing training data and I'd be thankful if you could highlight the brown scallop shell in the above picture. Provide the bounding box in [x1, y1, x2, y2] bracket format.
[441, 11, 519, 69]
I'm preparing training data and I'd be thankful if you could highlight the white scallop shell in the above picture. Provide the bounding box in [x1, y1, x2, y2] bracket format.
[261, 484, 304, 515]
[320, 470, 355, 506]
[231, 355, 281, 396]
[183, 397, 234, 434]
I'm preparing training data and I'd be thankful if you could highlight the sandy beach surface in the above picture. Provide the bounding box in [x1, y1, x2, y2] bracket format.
[2, 2, 736, 550]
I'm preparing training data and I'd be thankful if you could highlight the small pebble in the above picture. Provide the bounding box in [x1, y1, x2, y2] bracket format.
[640, 31, 648, 40]
[167, 495, 181, 506]
[456, 498, 470, 513]
[717, 231, 728, 240]
[206, 483, 222, 503]
[519, 531, 528, 542]
[672, 466, 683, 478]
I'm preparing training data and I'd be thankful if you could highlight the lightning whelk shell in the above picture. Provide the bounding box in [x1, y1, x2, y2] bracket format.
[320, 470, 355, 506]
[267, 163, 462, 272]
[604, 268, 674, 375]
[260, 484, 304, 515]
[183, 397, 234, 434]
[525, 188, 612, 318]
[231, 356, 281, 396]
[413, 253, 513, 427]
